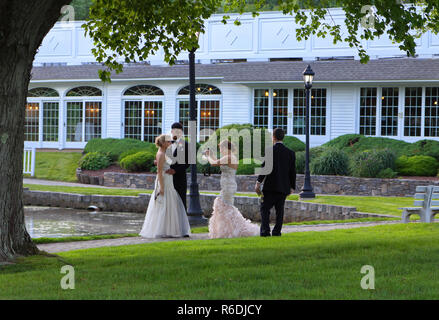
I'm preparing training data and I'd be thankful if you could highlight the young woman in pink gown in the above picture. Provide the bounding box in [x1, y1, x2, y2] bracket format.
[204, 140, 259, 239]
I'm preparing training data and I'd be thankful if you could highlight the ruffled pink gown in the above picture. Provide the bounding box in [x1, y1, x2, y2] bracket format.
[208, 165, 259, 239]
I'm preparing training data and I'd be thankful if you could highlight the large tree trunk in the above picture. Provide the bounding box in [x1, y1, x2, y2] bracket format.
[0, 0, 71, 262]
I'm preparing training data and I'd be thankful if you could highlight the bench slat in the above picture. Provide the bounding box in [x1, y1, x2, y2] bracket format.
[430, 200, 439, 206]
[399, 207, 422, 211]
[416, 186, 428, 192]
[414, 193, 426, 199]
[414, 200, 425, 206]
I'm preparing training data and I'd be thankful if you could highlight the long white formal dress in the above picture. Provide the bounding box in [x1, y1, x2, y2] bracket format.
[208, 165, 259, 239]
[139, 157, 191, 238]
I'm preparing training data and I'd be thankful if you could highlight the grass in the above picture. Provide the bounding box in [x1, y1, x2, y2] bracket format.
[24, 184, 152, 196]
[24, 152, 82, 182]
[286, 194, 415, 217]
[24, 184, 414, 217]
[2, 223, 439, 299]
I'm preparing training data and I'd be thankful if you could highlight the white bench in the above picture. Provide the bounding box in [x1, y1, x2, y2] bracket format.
[23, 147, 36, 177]
[400, 185, 439, 223]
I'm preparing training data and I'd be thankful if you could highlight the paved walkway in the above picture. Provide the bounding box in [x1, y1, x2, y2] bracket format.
[23, 178, 129, 189]
[37, 220, 403, 253]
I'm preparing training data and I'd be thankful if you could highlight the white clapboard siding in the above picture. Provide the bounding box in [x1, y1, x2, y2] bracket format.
[106, 83, 126, 139]
[221, 83, 252, 126]
[330, 84, 357, 139]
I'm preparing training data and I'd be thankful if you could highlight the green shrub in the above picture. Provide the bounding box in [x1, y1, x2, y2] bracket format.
[377, 168, 398, 179]
[119, 151, 155, 172]
[408, 139, 439, 161]
[79, 152, 111, 171]
[283, 136, 305, 152]
[84, 138, 157, 162]
[323, 134, 363, 150]
[310, 148, 349, 176]
[396, 155, 438, 176]
[323, 134, 411, 157]
[350, 149, 397, 178]
[295, 146, 329, 174]
[237, 158, 262, 175]
[118, 148, 149, 163]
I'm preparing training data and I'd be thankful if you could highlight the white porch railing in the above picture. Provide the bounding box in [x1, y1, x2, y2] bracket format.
[23, 147, 36, 177]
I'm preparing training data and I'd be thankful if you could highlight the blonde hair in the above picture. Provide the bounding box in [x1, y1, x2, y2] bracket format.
[155, 134, 171, 148]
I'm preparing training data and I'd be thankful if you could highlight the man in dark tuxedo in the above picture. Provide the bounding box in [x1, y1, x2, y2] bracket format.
[255, 128, 296, 237]
[165, 122, 190, 211]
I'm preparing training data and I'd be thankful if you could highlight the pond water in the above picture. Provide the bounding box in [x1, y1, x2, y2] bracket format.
[25, 206, 145, 238]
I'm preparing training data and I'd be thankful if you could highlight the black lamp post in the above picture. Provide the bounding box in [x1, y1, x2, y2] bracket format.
[299, 64, 316, 199]
[187, 40, 207, 225]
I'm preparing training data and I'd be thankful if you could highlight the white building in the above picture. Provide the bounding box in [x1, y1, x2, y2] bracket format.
[27, 9, 439, 149]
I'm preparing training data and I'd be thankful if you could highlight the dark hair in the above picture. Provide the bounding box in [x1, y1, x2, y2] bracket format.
[273, 128, 285, 141]
[171, 122, 183, 130]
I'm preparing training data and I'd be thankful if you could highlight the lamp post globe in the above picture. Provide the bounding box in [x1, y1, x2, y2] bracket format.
[299, 64, 316, 199]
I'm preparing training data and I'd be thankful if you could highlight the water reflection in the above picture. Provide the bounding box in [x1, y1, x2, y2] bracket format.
[25, 206, 145, 238]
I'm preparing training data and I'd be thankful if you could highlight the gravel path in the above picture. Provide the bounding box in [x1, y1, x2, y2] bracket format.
[37, 220, 404, 253]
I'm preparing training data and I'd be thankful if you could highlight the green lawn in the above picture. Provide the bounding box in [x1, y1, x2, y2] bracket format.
[24, 184, 415, 218]
[25, 152, 82, 182]
[24, 184, 152, 196]
[2, 223, 438, 299]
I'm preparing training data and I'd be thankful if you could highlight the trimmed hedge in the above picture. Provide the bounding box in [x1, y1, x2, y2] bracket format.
[84, 138, 157, 162]
[396, 155, 439, 176]
[283, 135, 305, 152]
[119, 151, 155, 172]
[79, 152, 111, 171]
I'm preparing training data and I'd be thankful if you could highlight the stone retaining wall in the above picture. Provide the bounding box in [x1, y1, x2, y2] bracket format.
[23, 188, 392, 223]
[76, 168, 439, 197]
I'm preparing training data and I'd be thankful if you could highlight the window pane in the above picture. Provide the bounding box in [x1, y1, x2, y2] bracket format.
[272, 89, 288, 132]
[25, 103, 39, 141]
[253, 89, 269, 129]
[381, 87, 399, 136]
[179, 100, 190, 136]
[43, 102, 59, 142]
[85, 102, 102, 141]
[144, 101, 162, 143]
[66, 102, 83, 142]
[200, 100, 220, 141]
[425, 87, 439, 137]
[124, 101, 142, 140]
[311, 88, 326, 136]
[404, 87, 422, 137]
[360, 88, 377, 136]
[293, 89, 306, 135]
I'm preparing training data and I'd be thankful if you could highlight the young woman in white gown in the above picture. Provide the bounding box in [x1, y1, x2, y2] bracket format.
[204, 140, 259, 239]
[139, 134, 191, 238]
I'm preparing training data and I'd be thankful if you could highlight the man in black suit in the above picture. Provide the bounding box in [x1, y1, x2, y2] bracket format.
[165, 122, 190, 211]
[255, 128, 296, 237]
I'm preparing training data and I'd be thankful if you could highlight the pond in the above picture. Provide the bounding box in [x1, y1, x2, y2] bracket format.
[25, 206, 145, 238]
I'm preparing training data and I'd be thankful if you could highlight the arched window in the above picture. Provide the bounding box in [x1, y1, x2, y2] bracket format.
[25, 87, 60, 142]
[28, 87, 59, 97]
[178, 84, 221, 95]
[123, 85, 164, 142]
[124, 85, 164, 96]
[65, 86, 103, 143]
[66, 86, 102, 97]
[177, 84, 221, 140]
